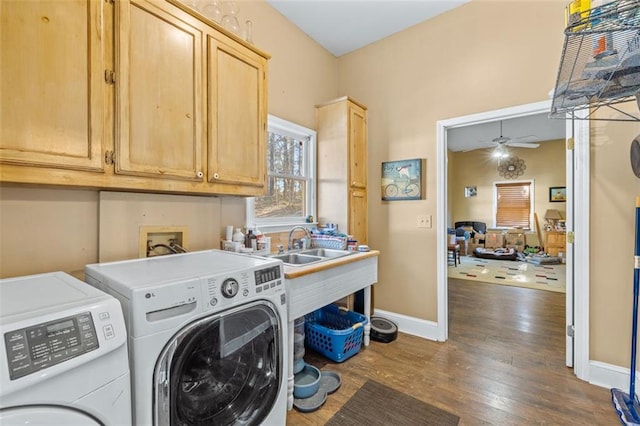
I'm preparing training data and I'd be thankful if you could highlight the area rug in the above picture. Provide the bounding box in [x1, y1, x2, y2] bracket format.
[449, 256, 566, 293]
[325, 380, 459, 426]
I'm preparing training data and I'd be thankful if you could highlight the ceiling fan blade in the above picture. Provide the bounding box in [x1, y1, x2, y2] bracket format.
[510, 135, 539, 143]
[462, 144, 491, 152]
[507, 142, 540, 148]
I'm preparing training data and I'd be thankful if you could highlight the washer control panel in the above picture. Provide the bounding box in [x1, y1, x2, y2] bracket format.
[205, 264, 283, 309]
[220, 278, 239, 298]
[4, 312, 99, 380]
[254, 265, 282, 294]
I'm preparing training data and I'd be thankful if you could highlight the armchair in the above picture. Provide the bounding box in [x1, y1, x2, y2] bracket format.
[454, 221, 487, 238]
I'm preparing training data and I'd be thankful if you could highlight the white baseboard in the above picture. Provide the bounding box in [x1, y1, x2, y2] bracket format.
[589, 360, 637, 391]
[373, 309, 440, 341]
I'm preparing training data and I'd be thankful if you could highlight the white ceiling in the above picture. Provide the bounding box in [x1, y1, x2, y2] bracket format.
[265, 0, 566, 150]
[265, 0, 470, 57]
[447, 114, 567, 152]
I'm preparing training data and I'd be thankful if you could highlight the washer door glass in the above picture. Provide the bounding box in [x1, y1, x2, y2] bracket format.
[155, 301, 282, 426]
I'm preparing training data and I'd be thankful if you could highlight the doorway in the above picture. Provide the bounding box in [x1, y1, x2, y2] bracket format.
[436, 101, 591, 380]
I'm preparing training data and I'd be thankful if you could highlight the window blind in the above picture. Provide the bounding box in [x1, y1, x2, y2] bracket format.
[496, 182, 531, 229]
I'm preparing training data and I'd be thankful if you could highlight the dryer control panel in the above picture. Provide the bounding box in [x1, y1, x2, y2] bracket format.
[4, 312, 99, 380]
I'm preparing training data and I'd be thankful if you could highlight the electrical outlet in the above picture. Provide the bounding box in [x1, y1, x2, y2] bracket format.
[139, 225, 189, 257]
[417, 215, 432, 228]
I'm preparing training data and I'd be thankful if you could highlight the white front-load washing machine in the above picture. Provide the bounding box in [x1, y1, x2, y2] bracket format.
[84, 249, 287, 426]
[0, 271, 131, 426]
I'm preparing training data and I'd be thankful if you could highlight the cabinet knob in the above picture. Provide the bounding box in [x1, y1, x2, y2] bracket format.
[196, 171, 203, 178]
[213, 173, 220, 179]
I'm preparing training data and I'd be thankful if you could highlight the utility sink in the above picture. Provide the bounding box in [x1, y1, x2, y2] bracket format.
[299, 248, 352, 259]
[271, 253, 323, 266]
[271, 248, 353, 266]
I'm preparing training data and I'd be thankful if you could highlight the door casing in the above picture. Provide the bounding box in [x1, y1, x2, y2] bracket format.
[436, 100, 590, 380]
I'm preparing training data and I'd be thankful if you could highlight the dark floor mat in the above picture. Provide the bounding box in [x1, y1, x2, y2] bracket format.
[325, 379, 459, 426]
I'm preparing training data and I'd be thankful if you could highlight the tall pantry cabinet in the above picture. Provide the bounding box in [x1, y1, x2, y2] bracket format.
[316, 96, 368, 246]
[0, 0, 268, 197]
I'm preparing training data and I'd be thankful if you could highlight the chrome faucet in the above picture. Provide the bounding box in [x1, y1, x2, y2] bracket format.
[288, 226, 311, 251]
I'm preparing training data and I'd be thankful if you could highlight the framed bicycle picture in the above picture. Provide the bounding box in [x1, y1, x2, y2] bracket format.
[381, 158, 424, 201]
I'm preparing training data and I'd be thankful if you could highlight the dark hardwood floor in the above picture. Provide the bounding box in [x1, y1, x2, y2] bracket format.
[285, 278, 618, 425]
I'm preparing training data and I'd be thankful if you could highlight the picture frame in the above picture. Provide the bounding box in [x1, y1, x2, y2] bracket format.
[549, 186, 566, 202]
[381, 158, 423, 201]
[464, 186, 477, 197]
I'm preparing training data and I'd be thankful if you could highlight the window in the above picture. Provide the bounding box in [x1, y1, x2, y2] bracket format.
[494, 180, 533, 229]
[246, 115, 316, 231]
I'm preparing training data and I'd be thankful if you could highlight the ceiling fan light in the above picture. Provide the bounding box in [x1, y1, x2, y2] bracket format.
[493, 144, 508, 158]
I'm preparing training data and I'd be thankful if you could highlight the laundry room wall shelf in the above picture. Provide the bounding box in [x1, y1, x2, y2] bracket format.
[550, 0, 640, 121]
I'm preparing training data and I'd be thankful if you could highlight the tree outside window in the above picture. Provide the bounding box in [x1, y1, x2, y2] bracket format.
[246, 116, 316, 230]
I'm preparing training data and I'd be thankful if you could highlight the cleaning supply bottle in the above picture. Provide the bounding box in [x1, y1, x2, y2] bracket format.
[245, 230, 254, 250]
[247, 230, 257, 251]
[232, 228, 244, 244]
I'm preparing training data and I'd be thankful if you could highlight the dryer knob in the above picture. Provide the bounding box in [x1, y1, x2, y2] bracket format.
[210, 297, 218, 306]
[221, 278, 239, 298]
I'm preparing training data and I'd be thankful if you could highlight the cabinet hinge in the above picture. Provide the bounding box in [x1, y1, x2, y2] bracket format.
[566, 324, 575, 338]
[104, 150, 115, 165]
[567, 137, 574, 150]
[105, 70, 116, 85]
[105, 0, 114, 4]
[567, 231, 575, 244]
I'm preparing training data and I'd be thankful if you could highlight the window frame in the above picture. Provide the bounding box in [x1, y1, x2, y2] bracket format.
[245, 115, 316, 232]
[492, 179, 535, 230]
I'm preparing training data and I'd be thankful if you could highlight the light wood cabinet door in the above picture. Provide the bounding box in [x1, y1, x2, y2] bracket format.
[115, 0, 203, 182]
[207, 34, 266, 191]
[349, 189, 368, 245]
[348, 102, 367, 190]
[0, 0, 106, 172]
[317, 97, 368, 239]
[545, 231, 566, 256]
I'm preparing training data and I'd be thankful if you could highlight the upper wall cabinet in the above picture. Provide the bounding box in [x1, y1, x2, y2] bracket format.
[115, 0, 204, 182]
[207, 34, 266, 190]
[0, 0, 107, 173]
[0, 0, 269, 196]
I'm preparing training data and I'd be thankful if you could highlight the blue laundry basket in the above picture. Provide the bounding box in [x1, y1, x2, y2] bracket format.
[305, 304, 367, 363]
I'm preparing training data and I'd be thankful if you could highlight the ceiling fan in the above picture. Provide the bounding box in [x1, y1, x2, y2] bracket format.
[491, 120, 540, 156]
[467, 120, 540, 156]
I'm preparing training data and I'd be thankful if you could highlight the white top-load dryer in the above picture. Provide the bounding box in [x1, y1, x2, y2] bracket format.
[0, 272, 131, 425]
